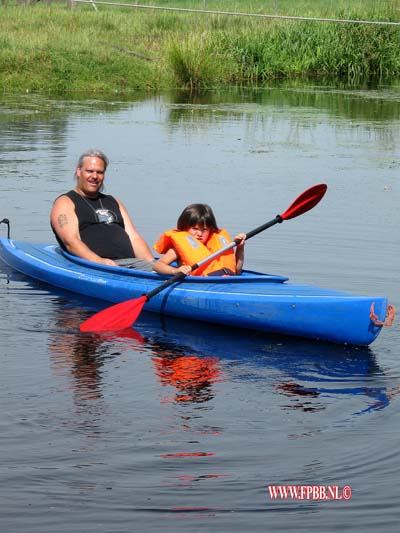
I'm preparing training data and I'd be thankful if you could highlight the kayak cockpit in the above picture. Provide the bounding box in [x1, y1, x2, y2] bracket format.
[59, 247, 289, 284]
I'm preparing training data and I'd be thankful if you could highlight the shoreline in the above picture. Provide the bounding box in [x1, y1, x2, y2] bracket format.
[0, 3, 399, 94]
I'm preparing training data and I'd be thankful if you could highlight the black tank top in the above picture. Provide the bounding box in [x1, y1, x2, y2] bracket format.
[53, 190, 135, 259]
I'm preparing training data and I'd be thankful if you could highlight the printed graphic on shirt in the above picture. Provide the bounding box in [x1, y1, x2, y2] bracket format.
[96, 209, 117, 224]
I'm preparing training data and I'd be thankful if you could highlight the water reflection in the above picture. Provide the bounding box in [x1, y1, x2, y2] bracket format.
[135, 312, 397, 421]
[1, 84, 399, 141]
[166, 84, 400, 126]
[48, 303, 144, 421]
[0, 93, 149, 181]
[150, 345, 221, 405]
[45, 294, 398, 426]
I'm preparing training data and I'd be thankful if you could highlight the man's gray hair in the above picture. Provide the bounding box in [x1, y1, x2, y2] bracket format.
[76, 149, 109, 171]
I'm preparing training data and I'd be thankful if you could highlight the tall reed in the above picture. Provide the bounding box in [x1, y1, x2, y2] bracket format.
[219, 20, 400, 84]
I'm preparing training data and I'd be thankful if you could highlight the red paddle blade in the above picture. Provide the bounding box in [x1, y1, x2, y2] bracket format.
[281, 183, 327, 220]
[80, 295, 147, 333]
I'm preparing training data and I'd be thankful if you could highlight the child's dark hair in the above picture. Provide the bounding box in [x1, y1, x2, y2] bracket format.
[177, 204, 219, 232]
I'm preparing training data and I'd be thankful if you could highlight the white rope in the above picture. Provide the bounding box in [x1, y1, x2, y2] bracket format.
[72, 1, 400, 26]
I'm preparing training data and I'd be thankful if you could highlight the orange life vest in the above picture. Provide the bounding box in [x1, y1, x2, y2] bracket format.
[153, 229, 236, 276]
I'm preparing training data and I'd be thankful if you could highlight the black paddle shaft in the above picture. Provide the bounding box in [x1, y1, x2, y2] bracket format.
[145, 271, 187, 300]
[244, 215, 283, 240]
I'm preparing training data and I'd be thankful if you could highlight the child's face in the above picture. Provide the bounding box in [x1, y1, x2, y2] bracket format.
[188, 226, 211, 243]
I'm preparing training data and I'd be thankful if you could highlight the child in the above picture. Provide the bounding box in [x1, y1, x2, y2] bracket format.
[153, 204, 245, 276]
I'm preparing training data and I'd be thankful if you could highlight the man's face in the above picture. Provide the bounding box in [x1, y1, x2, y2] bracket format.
[76, 157, 106, 197]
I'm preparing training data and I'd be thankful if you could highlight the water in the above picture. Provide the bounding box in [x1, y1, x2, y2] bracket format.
[1, 85, 399, 532]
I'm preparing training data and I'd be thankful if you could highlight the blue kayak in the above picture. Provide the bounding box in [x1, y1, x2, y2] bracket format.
[0, 237, 392, 346]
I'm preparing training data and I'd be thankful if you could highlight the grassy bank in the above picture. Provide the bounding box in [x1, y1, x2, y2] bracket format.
[0, 1, 399, 94]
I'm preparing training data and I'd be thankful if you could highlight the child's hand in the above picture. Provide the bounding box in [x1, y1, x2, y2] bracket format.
[235, 233, 246, 247]
[172, 264, 192, 275]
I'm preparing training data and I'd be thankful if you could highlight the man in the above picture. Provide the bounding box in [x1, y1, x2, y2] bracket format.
[51, 149, 154, 270]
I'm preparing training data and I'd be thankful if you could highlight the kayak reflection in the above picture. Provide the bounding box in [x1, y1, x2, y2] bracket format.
[134, 311, 396, 418]
[47, 294, 397, 420]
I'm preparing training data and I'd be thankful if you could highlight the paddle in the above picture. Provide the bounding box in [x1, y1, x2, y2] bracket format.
[80, 183, 327, 333]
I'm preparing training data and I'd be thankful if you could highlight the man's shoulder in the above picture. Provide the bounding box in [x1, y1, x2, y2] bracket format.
[52, 191, 75, 207]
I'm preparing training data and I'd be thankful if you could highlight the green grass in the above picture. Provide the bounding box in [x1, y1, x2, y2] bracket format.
[0, 1, 399, 94]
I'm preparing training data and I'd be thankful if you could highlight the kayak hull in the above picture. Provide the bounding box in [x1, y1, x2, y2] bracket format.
[0, 238, 388, 346]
